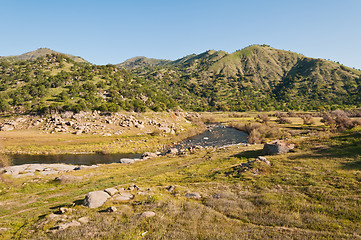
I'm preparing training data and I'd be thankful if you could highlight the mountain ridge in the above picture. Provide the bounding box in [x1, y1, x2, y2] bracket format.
[0, 48, 89, 63]
[0, 45, 360, 113]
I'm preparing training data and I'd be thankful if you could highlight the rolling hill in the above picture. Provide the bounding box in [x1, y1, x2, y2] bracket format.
[0, 48, 89, 63]
[0, 45, 360, 114]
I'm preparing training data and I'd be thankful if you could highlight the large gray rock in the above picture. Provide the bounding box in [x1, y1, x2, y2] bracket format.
[262, 140, 295, 155]
[83, 191, 110, 208]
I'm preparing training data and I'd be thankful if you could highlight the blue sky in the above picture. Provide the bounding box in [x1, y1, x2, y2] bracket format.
[0, 0, 360, 69]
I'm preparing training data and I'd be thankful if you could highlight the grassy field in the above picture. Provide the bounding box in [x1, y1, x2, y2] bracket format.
[0, 113, 360, 239]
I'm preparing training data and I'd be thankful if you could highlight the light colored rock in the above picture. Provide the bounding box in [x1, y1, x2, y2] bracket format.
[104, 188, 118, 196]
[167, 148, 179, 155]
[139, 211, 156, 218]
[83, 191, 110, 208]
[119, 158, 135, 164]
[59, 207, 72, 214]
[113, 192, 134, 201]
[262, 140, 295, 155]
[78, 217, 89, 224]
[1, 125, 14, 131]
[141, 152, 158, 159]
[159, 127, 171, 133]
[74, 165, 98, 170]
[185, 192, 202, 199]
[255, 156, 271, 165]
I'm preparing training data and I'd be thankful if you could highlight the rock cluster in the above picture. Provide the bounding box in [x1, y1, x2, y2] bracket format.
[0, 163, 97, 178]
[0, 111, 180, 136]
[83, 183, 143, 208]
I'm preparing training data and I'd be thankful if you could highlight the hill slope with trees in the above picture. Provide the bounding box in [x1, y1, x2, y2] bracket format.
[0, 45, 360, 114]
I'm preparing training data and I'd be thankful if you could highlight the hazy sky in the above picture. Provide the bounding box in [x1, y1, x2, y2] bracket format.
[1, 0, 360, 69]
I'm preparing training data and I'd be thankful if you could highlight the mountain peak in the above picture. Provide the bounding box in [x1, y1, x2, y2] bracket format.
[0, 48, 89, 63]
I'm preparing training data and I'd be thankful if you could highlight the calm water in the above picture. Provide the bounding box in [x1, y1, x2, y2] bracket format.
[176, 124, 248, 149]
[9, 125, 248, 166]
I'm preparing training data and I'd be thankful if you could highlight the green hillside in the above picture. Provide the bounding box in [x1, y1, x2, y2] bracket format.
[0, 52, 177, 113]
[129, 45, 361, 111]
[0, 45, 361, 114]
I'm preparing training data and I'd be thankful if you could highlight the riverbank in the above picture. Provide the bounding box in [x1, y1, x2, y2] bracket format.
[0, 112, 206, 156]
[0, 127, 360, 239]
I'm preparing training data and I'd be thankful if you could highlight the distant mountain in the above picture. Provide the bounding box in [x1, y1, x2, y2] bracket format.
[0, 45, 360, 114]
[126, 45, 361, 111]
[0, 48, 89, 63]
[117, 56, 171, 69]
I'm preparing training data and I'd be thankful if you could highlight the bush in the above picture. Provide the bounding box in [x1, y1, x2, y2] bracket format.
[301, 114, 314, 125]
[201, 116, 216, 124]
[276, 117, 292, 124]
[229, 122, 287, 144]
[256, 114, 269, 123]
[321, 109, 361, 131]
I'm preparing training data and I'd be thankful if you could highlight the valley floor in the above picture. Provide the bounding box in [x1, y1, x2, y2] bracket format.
[0, 112, 360, 239]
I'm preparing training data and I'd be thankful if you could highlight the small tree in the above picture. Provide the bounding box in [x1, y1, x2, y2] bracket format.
[301, 114, 314, 125]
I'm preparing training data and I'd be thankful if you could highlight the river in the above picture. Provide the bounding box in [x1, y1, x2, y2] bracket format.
[9, 124, 248, 165]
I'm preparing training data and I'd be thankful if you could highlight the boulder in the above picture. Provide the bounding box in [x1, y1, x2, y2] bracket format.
[78, 217, 89, 224]
[262, 140, 295, 155]
[166, 148, 179, 155]
[255, 156, 271, 165]
[104, 188, 118, 196]
[119, 158, 136, 164]
[159, 127, 171, 133]
[59, 207, 72, 214]
[141, 152, 158, 159]
[185, 192, 202, 199]
[113, 192, 134, 201]
[83, 191, 110, 208]
[139, 211, 156, 218]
